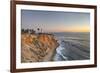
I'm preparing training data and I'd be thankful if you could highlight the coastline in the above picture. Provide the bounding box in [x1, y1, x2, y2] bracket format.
[21, 32, 90, 62]
[53, 39, 90, 61]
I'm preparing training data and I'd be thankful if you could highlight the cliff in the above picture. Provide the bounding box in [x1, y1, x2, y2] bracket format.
[21, 33, 59, 63]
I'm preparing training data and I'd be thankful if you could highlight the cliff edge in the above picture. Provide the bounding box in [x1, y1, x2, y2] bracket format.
[21, 33, 59, 63]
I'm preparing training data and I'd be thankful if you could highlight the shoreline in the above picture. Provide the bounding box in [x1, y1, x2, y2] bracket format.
[21, 32, 90, 62]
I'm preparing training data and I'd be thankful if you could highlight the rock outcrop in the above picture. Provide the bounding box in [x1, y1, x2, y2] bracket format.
[21, 33, 59, 63]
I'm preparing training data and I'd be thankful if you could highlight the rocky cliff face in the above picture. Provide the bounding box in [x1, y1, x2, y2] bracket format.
[21, 33, 59, 63]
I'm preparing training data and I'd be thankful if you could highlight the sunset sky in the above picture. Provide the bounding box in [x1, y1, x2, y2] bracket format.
[21, 10, 90, 32]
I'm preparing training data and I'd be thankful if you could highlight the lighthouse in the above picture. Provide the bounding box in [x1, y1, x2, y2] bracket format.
[37, 24, 43, 33]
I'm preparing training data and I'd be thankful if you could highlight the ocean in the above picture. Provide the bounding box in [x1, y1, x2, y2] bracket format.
[52, 32, 90, 61]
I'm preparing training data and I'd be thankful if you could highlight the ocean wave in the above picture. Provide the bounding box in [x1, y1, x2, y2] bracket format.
[53, 40, 90, 61]
[53, 41, 69, 61]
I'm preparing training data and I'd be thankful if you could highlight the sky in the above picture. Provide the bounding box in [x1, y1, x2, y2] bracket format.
[21, 10, 90, 32]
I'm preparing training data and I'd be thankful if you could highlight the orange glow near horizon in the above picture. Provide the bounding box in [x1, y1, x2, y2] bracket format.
[62, 26, 90, 32]
[46, 25, 90, 33]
